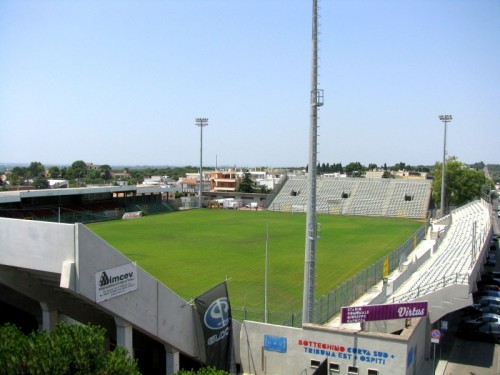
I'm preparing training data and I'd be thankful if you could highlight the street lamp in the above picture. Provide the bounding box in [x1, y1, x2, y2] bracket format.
[439, 115, 452, 217]
[195, 118, 208, 208]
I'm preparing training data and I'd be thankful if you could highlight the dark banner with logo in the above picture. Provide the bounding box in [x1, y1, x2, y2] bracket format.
[194, 281, 233, 372]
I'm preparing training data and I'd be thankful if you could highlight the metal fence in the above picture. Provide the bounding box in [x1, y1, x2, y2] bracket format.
[233, 223, 427, 327]
[28, 201, 177, 224]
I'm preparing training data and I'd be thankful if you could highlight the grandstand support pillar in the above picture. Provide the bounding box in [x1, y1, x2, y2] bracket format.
[40, 302, 58, 333]
[165, 345, 180, 375]
[424, 316, 432, 361]
[115, 317, 134, 357]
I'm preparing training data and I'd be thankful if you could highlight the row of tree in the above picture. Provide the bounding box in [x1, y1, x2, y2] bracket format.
[2, 160, 438, 187]
[313, 161, 433, 176]
[0, 161, 202, 188]
[3, 161, 113, 189]
[1, 158, 495, 209]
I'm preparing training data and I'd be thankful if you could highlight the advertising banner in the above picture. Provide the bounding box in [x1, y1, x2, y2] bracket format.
[341, 301, 428, 324]
[194, 281, 233, 372]
[95, 263, 137, 303]
[122, 211, 143, 219]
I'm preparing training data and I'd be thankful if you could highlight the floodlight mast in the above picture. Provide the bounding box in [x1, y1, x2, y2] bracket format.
[195, 118, 208, 209]
[438, 115, 452, 218]
[302, 0, 323, 325]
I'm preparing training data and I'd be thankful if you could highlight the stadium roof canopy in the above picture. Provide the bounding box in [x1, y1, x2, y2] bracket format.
[0, 185, 176, 204]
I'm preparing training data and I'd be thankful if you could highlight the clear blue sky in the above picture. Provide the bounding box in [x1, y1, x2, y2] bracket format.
[1, 0, 499, 168]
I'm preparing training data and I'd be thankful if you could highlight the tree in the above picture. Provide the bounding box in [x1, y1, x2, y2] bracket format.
[0, 323, 140, 374]
[7, 170, 21, 186]
[100, 165, 112, 181]
[470, 161, 485, 170]
[345, 162, 366, 177]
[69, 160, 87, 180]
[431, 156, 489, 209]
[257, 185, 272, 194]
[48, 166, 61, 178]
[26, 161, 45, 179]
[238, 171, 254, 193]
[391, 162, 408, 171]
[33, 175, 49, 189]
[382, 170, 394, 178]
[333, 163, 343, 173]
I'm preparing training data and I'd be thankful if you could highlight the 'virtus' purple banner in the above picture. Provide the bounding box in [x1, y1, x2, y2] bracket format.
[341, 302, 428, 324]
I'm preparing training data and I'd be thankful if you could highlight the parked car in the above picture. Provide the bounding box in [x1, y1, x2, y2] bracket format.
[486, 254, 497, 266]
[474, 290, 500, 300]
[472, 297, 500, 308]
[463, 301, 500, 316]
[463, 304, 500, 317]
[456, 321, 500, 343]
[459, 313, 500, 330]
[483, 271, 500, 279]
[476, 305, 500, 315]
[478, 283, 500, 292]
[477, 278, 500, 288]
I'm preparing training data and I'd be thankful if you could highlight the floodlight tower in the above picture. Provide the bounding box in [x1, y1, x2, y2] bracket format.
[302, 0, 324, 325]
[195, 118, 208, 209]
[438, 115, 452, 218]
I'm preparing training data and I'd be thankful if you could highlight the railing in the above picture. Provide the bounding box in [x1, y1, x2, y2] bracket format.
[390, 273, 470, 303]
[23, 201, 178, 224]
[233, 224, 427, 327]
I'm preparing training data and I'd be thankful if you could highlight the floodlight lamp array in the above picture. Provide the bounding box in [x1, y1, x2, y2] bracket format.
[195, 118, 209, 127]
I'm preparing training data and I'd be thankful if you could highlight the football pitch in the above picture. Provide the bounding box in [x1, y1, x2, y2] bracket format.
[87, 209, 423, 320]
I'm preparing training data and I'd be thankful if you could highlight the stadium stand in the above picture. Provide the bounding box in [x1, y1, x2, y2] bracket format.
[0, 186, 177, 223]
[268, 176, 432, 219]
[324, 198, 493, 333]
[382, 199, 490, 323]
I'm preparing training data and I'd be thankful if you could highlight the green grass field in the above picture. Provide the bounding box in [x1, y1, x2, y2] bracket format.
[87, 209, 422, 318]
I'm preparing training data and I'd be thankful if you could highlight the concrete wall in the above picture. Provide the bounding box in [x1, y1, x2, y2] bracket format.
[0, 218, 202, 360]
[240, 319, 426, 375]
[76, 224, 200, 358]
[0, 218, 75, 273]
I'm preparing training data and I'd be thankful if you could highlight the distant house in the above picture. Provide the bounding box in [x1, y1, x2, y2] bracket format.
[111, 171, 131, 180]
[48, 179, 69, 189]
[209, 170, 240, 192]
[179, 178, 198, 193]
